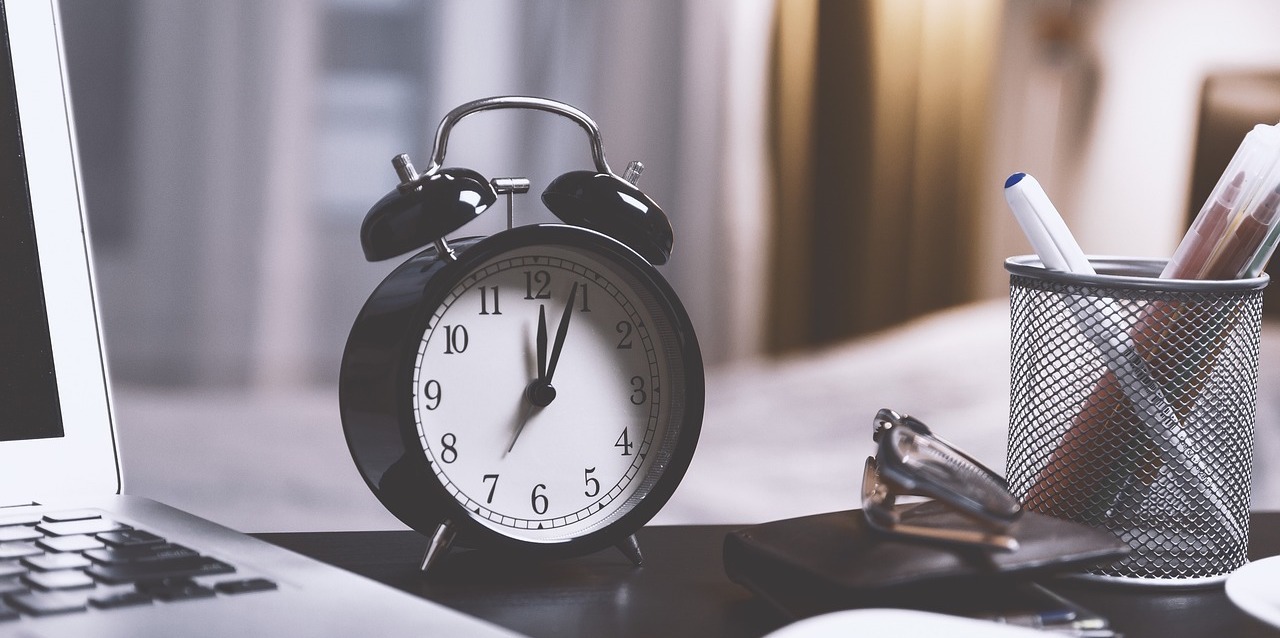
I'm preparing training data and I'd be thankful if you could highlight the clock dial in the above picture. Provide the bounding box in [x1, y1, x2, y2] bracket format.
[410, 243, 680, 542]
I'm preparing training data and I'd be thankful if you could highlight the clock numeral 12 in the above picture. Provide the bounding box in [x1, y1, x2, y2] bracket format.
[524, 270, 551, 300]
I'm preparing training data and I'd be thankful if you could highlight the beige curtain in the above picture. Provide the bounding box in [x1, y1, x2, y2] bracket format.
[768, 0, 1003, 353]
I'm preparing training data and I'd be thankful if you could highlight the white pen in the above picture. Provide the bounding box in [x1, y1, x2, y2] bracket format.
[1003, 172, 1095, 275]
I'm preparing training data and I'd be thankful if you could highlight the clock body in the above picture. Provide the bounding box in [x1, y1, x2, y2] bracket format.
[339, 223, 704, 558]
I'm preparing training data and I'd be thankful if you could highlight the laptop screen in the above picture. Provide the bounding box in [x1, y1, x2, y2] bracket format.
[0, 10, 64, 443]
[0, 0, 118, 503]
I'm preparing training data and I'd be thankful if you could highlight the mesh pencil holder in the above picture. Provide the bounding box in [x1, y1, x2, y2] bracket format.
[1004, 256, 1267, 585]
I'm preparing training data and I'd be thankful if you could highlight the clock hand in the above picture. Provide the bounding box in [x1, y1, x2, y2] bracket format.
[544, 281, 579, 383]
[509, 283, 579, 454]
[526, 303, 558, 407]
[506, 396, 538, 455]
[536, 304, 548, 380]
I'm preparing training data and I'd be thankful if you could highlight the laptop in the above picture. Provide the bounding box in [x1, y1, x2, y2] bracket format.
[0, 1, 518, 635]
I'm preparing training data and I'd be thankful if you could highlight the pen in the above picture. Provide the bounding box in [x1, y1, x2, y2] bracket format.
[1163, 171, 1245, 279]
[1204, 181, 1280, 280]
[1245, 197, 1280, 277]
[1003, 173, 1094, 274]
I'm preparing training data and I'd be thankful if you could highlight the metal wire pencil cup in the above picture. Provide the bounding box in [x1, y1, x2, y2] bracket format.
[1004, 256, 1266, 585]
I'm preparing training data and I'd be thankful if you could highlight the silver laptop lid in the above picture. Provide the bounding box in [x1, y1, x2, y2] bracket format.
[0, 0, 119, 506]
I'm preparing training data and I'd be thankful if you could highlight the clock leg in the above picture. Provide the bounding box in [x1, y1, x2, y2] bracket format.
[420, 520, 456, 573]
[615, 534, 643, 566]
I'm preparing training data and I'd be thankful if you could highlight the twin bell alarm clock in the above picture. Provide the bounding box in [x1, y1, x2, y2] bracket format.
[338, 96, 704, 571]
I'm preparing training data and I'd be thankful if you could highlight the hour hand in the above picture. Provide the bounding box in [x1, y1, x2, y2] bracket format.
[511, 305, 552, 455]
[536, 304, 548, 380]
[527, 303, 557, 406]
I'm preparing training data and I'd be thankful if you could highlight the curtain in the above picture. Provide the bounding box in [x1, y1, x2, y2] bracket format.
[768, 0, 1003, 353]
[63, 0, 778, 387]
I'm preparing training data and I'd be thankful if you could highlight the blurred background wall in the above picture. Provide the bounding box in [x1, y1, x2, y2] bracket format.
[50, 0, 1280, 529]
[60, 0, 775, 388]
[66, 0, 1280, 388]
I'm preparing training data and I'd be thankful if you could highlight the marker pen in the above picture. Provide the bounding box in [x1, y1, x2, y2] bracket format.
[1163, 172, 1245, 279]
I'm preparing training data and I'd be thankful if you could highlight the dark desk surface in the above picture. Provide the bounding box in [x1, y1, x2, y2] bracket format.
[257, 513, 1280, 638]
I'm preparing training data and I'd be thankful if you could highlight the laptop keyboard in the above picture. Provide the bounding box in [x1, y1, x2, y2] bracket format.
[0, 509, 276, 621]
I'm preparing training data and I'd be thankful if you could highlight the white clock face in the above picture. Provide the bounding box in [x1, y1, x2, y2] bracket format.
[411, 243, 680, 542]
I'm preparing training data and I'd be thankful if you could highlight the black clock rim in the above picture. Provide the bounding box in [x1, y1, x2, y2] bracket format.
[348, 224, 705, 559]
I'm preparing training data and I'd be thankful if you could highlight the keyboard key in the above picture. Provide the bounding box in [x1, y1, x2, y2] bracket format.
[0, 527, 41, 543]
[42, 510, 102, 523]
[6, 591, 89, 616]
[134, 576, 198, 594]
[0, 576, 29, 596]
[89, 590, 153, 610]
[87, 555, 234, 584]
[0, 513, 42, 527]
[0, 560, 25, 578]
[0, 599, 17, 621]
[97, 529, 164, 548]
[38, 534, 105, 553]
[85, 543, 198, 565]
[215, 578, 278, 595]
[37, 518, 126, 537]
[136, 577, 216, 601]
[0, 542, 41, 559]
[25, 569, 96, 590]
[23, 553, 91, 572]
[152, 583, 216, 602]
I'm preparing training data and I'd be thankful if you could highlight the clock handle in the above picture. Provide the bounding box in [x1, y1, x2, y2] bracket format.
[421, 96, 614, 178]
[616, 534, 644, 567]
[419, 520, 457, 573]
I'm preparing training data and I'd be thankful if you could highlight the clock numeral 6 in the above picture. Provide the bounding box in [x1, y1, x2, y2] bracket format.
[422, 380, 442, 410]
[442, 324, 469, 354]
[531, 483, 549, 515]
[440, 433, 458, 464]
[584, 467, 600, 498]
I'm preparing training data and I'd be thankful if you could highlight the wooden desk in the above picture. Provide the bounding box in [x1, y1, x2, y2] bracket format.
[257, 513, 1280, 638]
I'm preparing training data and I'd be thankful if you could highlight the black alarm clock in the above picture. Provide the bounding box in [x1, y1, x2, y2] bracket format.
[339, 96, 704, 571]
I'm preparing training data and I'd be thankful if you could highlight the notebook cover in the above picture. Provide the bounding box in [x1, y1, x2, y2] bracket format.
[722, 506, 1129, 619]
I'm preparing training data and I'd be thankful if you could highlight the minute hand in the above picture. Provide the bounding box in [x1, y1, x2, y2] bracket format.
[544, 281, 579, 383]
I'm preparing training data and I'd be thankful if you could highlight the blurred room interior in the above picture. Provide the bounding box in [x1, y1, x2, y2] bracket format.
[53, 0, 1280, 532]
